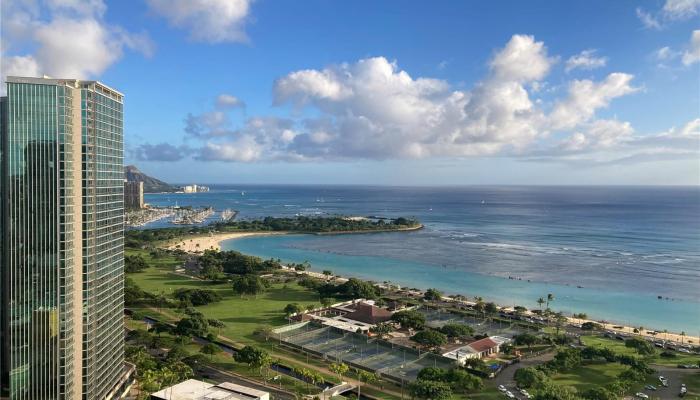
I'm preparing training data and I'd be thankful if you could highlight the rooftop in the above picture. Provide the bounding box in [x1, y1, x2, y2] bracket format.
[6, 76, 124, 99]
[343, 302, 393, 325]
[150, 379, 269, 400]
[467, 337, 498, 353]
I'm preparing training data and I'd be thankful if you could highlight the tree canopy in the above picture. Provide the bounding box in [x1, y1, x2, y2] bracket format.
[391, 310, 426, 330]
[439, 323, 474, 338]
[173, 288, 222, 306]
[231, 274, 269, 298]
[424, 288, 443, 301]
[412, 330, 448, 347]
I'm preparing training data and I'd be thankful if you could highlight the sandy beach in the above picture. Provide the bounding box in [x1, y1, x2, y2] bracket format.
[164, 230, 699, 345]
[166, 231, 289, 252]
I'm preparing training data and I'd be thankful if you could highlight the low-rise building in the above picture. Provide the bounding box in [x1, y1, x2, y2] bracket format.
[288, 300, 395, 333]
[150, 379, 269, 400]
[442, 336, 512, 364]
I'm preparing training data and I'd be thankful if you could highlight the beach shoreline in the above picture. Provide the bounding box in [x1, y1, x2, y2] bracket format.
[164, 229, 699, 346]
[164, 224, 424, 252]
[165, 231, 291, 252]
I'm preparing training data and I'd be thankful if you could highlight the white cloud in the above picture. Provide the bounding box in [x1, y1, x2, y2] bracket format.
[560, 120, 634, 151]
[654, 46, 680, 61]
[197, 140, 262, 162]
[549, 73, 638, 131]
[1, 0, 153, 90]
[636, 8, 661, 29]
[637, 0, 700, 29]
[527, 118, 699, 166]
[216, 94, 245, 109]
[138, 34, 689, 167]
[274, 68, 354, 104]
[489, 34, 556, 82]
[33, 18, 149, 78]
[682, 30, 700, 65]
[147, 0, 251, 43]
[2, 55, 42, 78]
[565, 49, 608, 72]
[662, 0, 700, 19]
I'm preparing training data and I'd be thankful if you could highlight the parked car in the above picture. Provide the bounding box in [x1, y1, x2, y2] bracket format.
[644, 384, 657, 391]
[635, 393, 649, 399]
[498, 385, 507, 392]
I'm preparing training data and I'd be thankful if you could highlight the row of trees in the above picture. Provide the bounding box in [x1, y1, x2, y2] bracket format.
[300, 277, 380, 300]
[213, 216, 421, 233]
[125, 216, 420, 249]
[126, 345, 194, 398]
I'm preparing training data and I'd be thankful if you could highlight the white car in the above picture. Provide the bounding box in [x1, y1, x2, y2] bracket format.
[635, 393, 649, 399]
[498, 385, 507, 392]
[505, 391, 515, 399]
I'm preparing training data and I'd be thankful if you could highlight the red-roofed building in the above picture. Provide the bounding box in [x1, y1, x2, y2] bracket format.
[442, 336, 511, 363]
[344, 302, 393, 325]
[468, 337, 498, 354]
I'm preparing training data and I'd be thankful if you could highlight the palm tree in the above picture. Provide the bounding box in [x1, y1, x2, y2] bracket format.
[536, 297, 545, 310]
[546, 293, 554, 310]
[330, 362, 349, 383]
[680, 331, 686, 344]
[311, 372, 324, 392]
[356, 369, 377, 400]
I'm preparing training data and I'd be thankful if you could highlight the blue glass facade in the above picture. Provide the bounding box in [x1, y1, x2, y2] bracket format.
[0, 77, 125, 400]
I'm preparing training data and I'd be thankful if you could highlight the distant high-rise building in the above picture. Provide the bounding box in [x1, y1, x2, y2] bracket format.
[124, 180, 145, 210]
[0, 77, 133, 400]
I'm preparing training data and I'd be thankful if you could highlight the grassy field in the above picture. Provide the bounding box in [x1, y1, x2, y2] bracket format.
[127, 248, 321, 344]
[683, 372, 700, 398]
[581, 335, 700, 367]
[550, 361, 628, 391]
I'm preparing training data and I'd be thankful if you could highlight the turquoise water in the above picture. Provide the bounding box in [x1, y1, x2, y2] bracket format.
[145, 185, 700, 334]
[224, 234, 700, 334]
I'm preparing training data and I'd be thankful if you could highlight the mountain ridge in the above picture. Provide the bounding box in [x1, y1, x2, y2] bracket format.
[124, 165, 176, 193]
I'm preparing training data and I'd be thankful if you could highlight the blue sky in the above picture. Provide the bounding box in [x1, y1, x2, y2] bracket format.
[2, 0, 699, 185]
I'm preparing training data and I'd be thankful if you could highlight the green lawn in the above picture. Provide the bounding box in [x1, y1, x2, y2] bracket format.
[683, 372, 700, 398]
[127, 252, 321, 344]
[581, 335, 700, 367]
[550, 361, 628, 391]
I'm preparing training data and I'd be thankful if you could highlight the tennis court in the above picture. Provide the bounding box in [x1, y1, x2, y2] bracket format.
[274, 322, 460, 382]
[420, 307, 525, 338]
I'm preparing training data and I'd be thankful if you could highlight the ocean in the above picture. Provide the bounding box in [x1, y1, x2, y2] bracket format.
[144, 185, 700, 333]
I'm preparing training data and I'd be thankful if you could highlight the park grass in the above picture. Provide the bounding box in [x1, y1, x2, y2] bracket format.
[127, 245, 322, 343]
[550, 361, 628, 392]
[580, 335, 700, 367]
[128, 263, 320, 344]
[683, 372, 700, 398]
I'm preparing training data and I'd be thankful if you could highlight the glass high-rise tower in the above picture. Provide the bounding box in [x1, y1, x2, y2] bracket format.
[0, 76, 133, 400]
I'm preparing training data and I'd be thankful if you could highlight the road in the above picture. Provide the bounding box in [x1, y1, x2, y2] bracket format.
[492, 352, 556, 400]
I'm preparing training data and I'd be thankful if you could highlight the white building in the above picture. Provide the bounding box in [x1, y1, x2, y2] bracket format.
[150, 380, 270, 400]
[442, 336, 512, 364]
